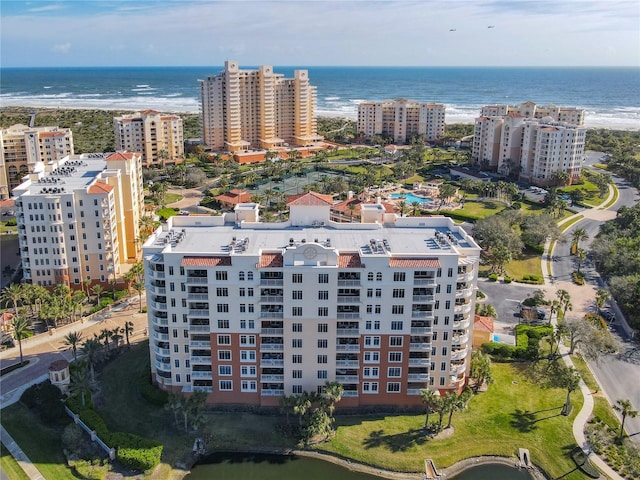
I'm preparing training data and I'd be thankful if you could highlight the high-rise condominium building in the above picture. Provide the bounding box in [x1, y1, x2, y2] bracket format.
[199, 61, 323, 153]
[0, 125, 74, 201]
[113, 110, 184, 167]
[472, 102, 586, 185]
[357, 99, 446, 144]
[143, 192, 480, 407]
[12, 152, 144, 288]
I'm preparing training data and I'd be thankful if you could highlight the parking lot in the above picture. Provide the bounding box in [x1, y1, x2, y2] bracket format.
[476, 279, 544, 333]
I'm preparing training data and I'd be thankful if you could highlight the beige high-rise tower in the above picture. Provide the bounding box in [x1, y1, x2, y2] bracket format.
[200, 61, 323, 153]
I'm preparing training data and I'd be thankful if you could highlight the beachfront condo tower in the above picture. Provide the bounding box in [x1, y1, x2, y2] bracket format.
[472, 102, 586, 186]
[12, 152, 144, 288]
[0, 125, 74, 201]
[199, 61, 323, 153]
[143, 192, 480, 408]
[357, 99, 446, 144]
[113, 110, 184, 168]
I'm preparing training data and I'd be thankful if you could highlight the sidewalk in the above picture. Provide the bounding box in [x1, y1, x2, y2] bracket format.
[0, 425, 45, 480]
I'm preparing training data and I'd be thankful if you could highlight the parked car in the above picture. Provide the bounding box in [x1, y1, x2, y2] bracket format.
[519, 305, 546, 320]
[601, 311, 616, 323]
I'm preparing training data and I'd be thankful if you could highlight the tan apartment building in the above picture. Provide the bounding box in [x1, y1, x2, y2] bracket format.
[12, 152, 144, 288]
[199, 61, 323, 153]
[357, 99, 446, 144]
[113, 110, 184, 167]
[143, 192, 480, 408]
[0, 125, 74, 200]
[480, 102, 585, 126]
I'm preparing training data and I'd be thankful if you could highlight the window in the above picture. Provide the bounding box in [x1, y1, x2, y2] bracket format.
[318, 323, 328, 333]
[388, 367, 401, 377]
[217, 304, 229, 313]
[391, 305, 404, 315]
[389, 336, 403, 347]
[173, 344, 179, 353]
[292, 370, 303, 378]
[292, 306, 302, 316]
[440, 362, 447, 371]
[184, 345, 190, 354]
[292, 355, 303, 364]
[393, 272, 406, 282]
[316, 354, 328, 364]
[447, 268, 453, 278]
[292, 290, 303, 300]
[387, 382, 401, 393]
[219, 380, 232, 391]
[368, 272, 374, 281]
[218, 365, 232, 376]
[217, 335, 231, 345]
[218, 350, 231, 360]
[318, 291, 328, 300]
[318, 307, 328, 317]
[239, 287, 246, 297]
[292, 385, 303, 394]
[443, 331, 449, 341]
[318, 273, 329, 283]
[376, 288, 382, 298]
[391, 321, 403, 330]
[446, 284, 452, 294]
[317, 370, 328, 379]
[363, 367, 379, 378]
[389, 352, 402, 362]
[366, 304, 373, 314]
[363, 382, 379, 393]
[247, 272, 253, 281]
[445, 300, 451, 309]
[248, 288, 254, 296]
[364, 351, 380, 363]
[292, 339, 302, 348]
[217, 319, 230, 329]
[292, 273, 303, 283]
[240, 304, 246, 313]
[216, 271, 228, 281]
[240, 350, 256, 362]
[240, 335, 255, 346]
[376, 272, 383, 281]
[240, 365, 256, 377]
[292, 323, 302, 332]
[392, 289, 405, 298]
[442, 346, 448, 356]
[317, 339, 328, 348]
[175, 374, 181, 383]
[241, 380, 257, 392]
[172, 329, 178, 338]
[432, 332, 438, 341]
[216, 287, 229, 296]
[444, 316, 450, 326]
[374, 320, 380, 330]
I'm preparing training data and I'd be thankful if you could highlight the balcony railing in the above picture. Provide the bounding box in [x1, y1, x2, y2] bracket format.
[336, 344, 359, 352]
[152, 331, 169, 341]
[337, 279, 360, 287]
[452, 319, 470, 330]
[260, 312, 284, 319]
[342, 391, 358, 397]
[187, 293, 209, 301]
[335, 375, 359, 383]
[260, 374, 284, 382]
[457, 271, 475, 282]
[150, 270, 165, 279]
[261, 389, 284, 396]
[450, 363, 466, 376]
[155, 361, 171, 371]
[406, 389, 421, 396]
[260, 296, 283, 303]
[410, 343, 431, 351]
[452, 334, 470, 346]
[336, 328, 360, 336]
[188, 309, 210, 317]
[455, 288, 474, 298]
[259, 279, 283, 286]
[407, 373, 430, 381]
[260, 328, 283, 335]
[411, 311, 434, 319]
[260, 343, 284, 352]
[190, 340, 211, 348]
[190, 356, 212, 363]
[409, 358, 430, 366]
[454, 303, 472, 314]
[337, 313, 360, 319]
[260, 359, 284, 367]
[336, 360, 359, 367]
[337, 297, 361, 304]
[185, 276, 207, 284]
[451, 348, 468, 361]
[191, 371, 213, 379]
[414, 278, 437, 286]
[412, 295, 435, 302]
[153, 346, 170, 356]
[189, 325, 210, 333]
[410, 327, 432, 335]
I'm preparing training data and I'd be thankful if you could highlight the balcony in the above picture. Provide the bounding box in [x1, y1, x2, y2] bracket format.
[187, 293, 209, 301]
[450, 375, 465, 385]
[260, 296, 283, 303]
[336, 360, 359, 368]
[337, 296, 360, 304]
[407, 373, 430, 381]
[260, 359, 284, 367]
[342, 391, 358, 398]
[337, 279, 360, 287]
[409, 358, 430, 366]
[152, 331, 169, 342]
[335, 375, 359, 383]
[260, 374, 284, 382]
[261, 324, 285, 335]
[260, 343, 284, 352]
[414, 278, 437, 286]
[451, 348, 468, 361]
[190, 340, 211, 348]
[412, 295, 435, 302]
[410, 326, 432, 335]
[260, 311, 283, 319]
[450, 363, 467, 376]
[185, 276, 208, 284]
[411, 311, 434, 320]
[189, 325, 210, 333]
[191, 371, 213, 379]
[153, 346, 170, 356]
[148, 285, 166, 295]
[259, 279, 283, 286]
[336, 328, 359, 336]
[155, 361, 171, 371]
[190, 356, 212, 364]
[150, 270, 165, 279]
[261, 389, 284, 396]
[407, 389, 422, 396]
[452, 334, 470, 346]
[457, 271, 475, 282]
[188, 309, 210, 317]
[455, 288, 474, 298]
[410, 343, 431, 351]
[452, 318, 470, 330]
[336, 344, 360, 352]
[454, 303, 472, 315]
[337, 313, 360, 320]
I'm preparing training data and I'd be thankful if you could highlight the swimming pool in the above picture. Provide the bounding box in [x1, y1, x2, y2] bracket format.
[390, 192, 434, 204]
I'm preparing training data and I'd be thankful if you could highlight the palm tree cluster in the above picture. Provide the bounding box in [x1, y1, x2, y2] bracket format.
[459, 178, 520, 205]
[123, 261, 145, 312]
[279, 381, 344, 444]
[166, 390, 208, 432]
[420, 387, 473, 433]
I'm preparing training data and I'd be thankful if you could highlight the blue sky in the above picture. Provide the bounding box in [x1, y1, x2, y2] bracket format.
[1, 0, 639, 67]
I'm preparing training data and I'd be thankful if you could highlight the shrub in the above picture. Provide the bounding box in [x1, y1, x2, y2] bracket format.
[4, 218, 17, 226]
[519, 274, 543, 285]
[488, 273, 498, 282]
[511, 202, 522, 210]
[20, 384, 40, 408]
[139, 373, 168, 406]
[62, 423, 85, 454]
[503, 276, 512, 283]
[476, 290, 486, 299]
[572, 271, 585, 285]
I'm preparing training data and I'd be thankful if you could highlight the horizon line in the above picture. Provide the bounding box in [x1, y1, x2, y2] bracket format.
[1, 65, 639, 69]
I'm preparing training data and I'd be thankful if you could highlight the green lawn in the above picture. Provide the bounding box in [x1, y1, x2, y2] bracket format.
[0, 404, 76, 480]
[164, 193, 183, 205]
[0, 443, 30, 480]
[479, 249, 544, 281]
[321, 362, 587, 479]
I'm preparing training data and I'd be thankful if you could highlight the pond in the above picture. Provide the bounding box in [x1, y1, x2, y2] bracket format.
[186, 452, 535, 480]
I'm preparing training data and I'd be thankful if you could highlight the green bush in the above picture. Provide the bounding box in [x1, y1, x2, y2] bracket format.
[476, 290, 486, 299]
[503, 276, 512, 283]
[572, 271, 585, 285]
[519, 274, 544, 285]
[441, 210, 482, 222]
[511, 202, 522, 210]
[4, 218, 17, 226]
[488, 274, 498, 282]
[139, 373, 168, 406]
[20, 384, 40, 408]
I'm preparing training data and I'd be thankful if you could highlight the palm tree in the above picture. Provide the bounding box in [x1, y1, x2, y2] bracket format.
[91, 285, 104, 305]
[69, 360, 91, 406]
[122, 321, 134, 348]
[322, 381, 344, 418]
[100, 328, 113, 352]
[293, 393, 312, 427]
[111, 327, 123, 350]
[71, 290, 85, 322]
[571, 228, 588, 251]
[446, 388, 472, 428]
[575, 248, 587, 275]
[420, 389, 439, 428]
[556, 289, 572, 319]
[133, 280, 145, 312]
[11, 316, 30, 364]
[411, 201, 421, 216]
[63, 331, 83, 361]
[558, 366, 581, 415]
[82, 279, 92, 303]
[595, 289, 609, 312]
[469, 350, 493, 392]
[82, 338, 101, 382]
[1, 283, 24, 317]
[613, 399, 638, 441]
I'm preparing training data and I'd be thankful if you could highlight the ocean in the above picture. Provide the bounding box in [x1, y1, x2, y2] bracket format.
[1, 66, 639, 130]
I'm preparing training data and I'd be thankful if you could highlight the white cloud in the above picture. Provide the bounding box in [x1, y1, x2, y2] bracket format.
[51, 42, 71, 54]
[28, 4, 65, 13]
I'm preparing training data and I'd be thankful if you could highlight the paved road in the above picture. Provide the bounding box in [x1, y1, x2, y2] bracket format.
[476, 279, 541, 330]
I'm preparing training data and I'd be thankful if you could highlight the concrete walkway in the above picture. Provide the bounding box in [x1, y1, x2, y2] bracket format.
[0, 425, 45, 480]
[542, 184, 624, 480]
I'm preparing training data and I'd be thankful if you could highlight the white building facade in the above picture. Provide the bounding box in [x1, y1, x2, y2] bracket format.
[143, 192, 480, 408]
[357, 99, 446, 144]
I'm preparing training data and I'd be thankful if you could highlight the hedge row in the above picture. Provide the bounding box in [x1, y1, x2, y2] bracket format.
[139, 372, 169, 406]
[481, 324, 552, 360]
[67, 399, 162, 471]
[518, 274, 544, 285]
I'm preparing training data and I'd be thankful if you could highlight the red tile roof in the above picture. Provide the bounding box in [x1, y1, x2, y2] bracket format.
[49, 359, 69, 371]
[0, 199, 15, 208]
[215, 189, 252, 205]
[389, 257, 441, 268]
[338, 253, 364, 268]
[257, 253, 283, 268]
[474, 315, 494, 333]
[87, 182, 113, 194]
[181, 256, 231, 267]
[106, 151, 137, 161]
[0, 312, 14, 325]
[39, 131, 67, 138]
[332, 198, 363, 214]
[286, 191, 333, 206]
